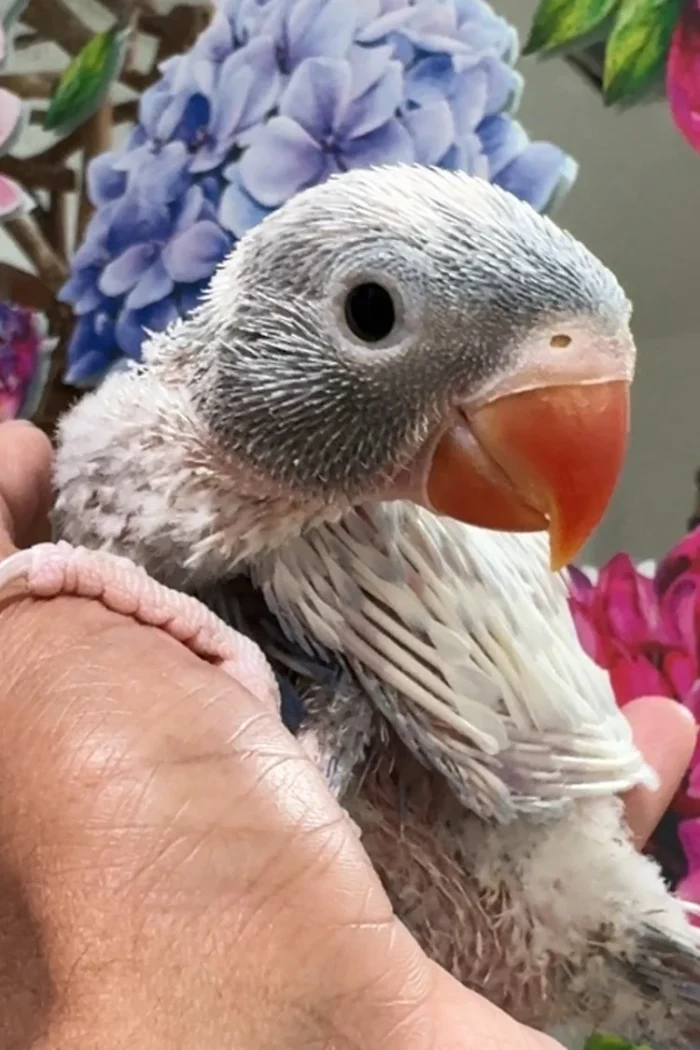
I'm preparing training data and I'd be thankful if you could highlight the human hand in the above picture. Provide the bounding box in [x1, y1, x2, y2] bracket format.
[0, 420, 695, 1050]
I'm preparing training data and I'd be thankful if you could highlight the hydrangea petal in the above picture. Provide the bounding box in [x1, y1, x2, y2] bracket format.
[219, 170, 271, 237]
[87, 152, 127, 207]
[198, 11, 233, 62]
[347, 43, 394, 100]
[161, 220, 231, 282]
[65, 346, 115, 387]
[238, 38, 283, 125]
[356, 7, 414, 44]
[404, 54, 455, 107]
[441, 136, 488, 177]
[172, 184, 206, 235]
[494, 143, 578, 213]
[340, 61, 402, 139]
[341, 117, 415, 168]
[402, 28, 468, 56]
[60, 266, 104, 315]
[70, 202, 118, 270]
[403, 100, 454, 165]
[140, 85, 171, 135]
[280, 57, 352, 137]
[125, 258, 174, 311]
[478, 114, 528, 177]
[477, 55, 523, 117]
[211, 49, 257, 133]
[161, 92, 210, 147]
[239, 116, 327, 206]
[116, 297, 179, 358]
[65, 309, 119, 386]
[113, 141, 153, 175]
[455, 0, 518, 60]
[106, 198, 171, 257]
[287, 0, 358, 63]
[138, 141, 192, 204]
[452, 66, 489, 135]
[99, 243, 158, 298]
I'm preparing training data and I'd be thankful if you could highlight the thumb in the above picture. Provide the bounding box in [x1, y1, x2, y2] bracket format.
[0, 421, 53, 556]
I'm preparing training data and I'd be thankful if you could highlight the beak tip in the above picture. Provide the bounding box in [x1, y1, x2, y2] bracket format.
[549, 548, 571, 574]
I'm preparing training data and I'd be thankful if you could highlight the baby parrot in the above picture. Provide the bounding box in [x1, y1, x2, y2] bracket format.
[25, 165, 700, 1046]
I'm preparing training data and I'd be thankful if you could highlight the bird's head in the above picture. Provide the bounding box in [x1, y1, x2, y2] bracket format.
[156, 164, 634, 570]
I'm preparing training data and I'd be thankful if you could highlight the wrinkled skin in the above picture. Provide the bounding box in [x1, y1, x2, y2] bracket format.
[0, 420, 694, 1050]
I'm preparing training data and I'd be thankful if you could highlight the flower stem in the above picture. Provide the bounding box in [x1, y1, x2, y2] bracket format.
[3, 212, 68, 292]
[46, 192, 69, 263]
[0, 72, 57, 99]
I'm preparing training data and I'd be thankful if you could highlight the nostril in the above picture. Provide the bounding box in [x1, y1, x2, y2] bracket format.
[550, 334, 572, 348]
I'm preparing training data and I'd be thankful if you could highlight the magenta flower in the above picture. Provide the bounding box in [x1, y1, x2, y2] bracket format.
[667, 0, 700, 153]
[0, 302, 55, 421]
[568, 530, 700, 909]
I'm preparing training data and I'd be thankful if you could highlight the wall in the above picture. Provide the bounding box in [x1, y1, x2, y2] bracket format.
[588, 331, 699, 564]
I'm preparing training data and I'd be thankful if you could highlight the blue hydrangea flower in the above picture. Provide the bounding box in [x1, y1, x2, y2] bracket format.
[61, 0, 578, 387]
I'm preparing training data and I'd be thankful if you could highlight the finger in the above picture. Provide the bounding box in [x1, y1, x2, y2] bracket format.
[622, 696, 698, 849]
[422, 962, 565, 1050]
[0, 421, 53, 556]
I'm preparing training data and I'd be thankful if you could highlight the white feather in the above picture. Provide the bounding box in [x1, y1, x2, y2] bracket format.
[254, 502, 655, 823]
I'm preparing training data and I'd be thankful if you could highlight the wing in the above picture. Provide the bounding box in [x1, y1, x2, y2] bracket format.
[253, 503, 655, 824]
[197, 574, 376, 798]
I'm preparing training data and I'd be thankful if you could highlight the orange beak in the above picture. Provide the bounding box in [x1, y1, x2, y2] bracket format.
[425, 380, 630, 570]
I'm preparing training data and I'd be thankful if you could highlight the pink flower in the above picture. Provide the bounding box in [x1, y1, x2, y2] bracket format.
[0, 301, 53, 420]
[568, 529, 700, 901]
[668, 0, 700, 153]
[568, 554, 668, 698]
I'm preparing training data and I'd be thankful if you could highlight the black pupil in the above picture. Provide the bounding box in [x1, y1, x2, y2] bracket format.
[344, 282, 396, 343]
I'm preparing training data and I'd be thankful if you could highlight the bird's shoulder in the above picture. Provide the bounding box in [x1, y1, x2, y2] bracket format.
[196, 572, 378, 798]
[251, 504, 653, 823]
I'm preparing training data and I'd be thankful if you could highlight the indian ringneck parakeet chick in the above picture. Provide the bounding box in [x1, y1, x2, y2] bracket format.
[31, 166, 700, 1047]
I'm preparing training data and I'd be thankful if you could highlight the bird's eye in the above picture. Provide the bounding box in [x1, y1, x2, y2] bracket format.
[344, 282, 396, 344]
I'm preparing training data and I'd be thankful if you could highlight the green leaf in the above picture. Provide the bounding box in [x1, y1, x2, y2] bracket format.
[523, 0, 620, 55]
[43, 24, 129, 136]
[603, 0, 685, 106]
[584, 1035, 653, 1050]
